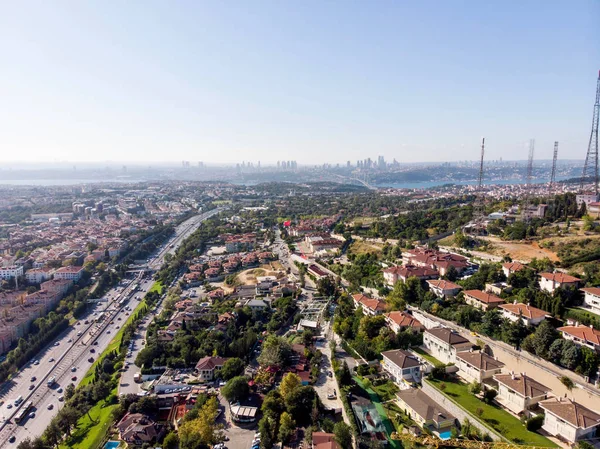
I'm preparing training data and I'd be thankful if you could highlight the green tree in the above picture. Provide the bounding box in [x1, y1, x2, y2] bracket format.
[163, 432, 180, 449]
[560, 375, 575, 392]
[221, 376, 249, 403]
[279, 372, 302, 401]
[278, 411, 296, 444]
[334, 421, 353, 449]
[284, 386, 316, 426]
[220, 357, 245, 380]
[532, 320, 559, 359]
[258, 335, 292, 368]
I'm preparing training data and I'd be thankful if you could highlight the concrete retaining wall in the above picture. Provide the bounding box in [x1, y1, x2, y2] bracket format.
[421, 380, 505, 442]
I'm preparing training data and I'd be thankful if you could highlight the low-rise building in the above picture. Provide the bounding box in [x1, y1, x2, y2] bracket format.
[53, 266, 84, 282]
[499, 303, 548, 326]
[383, 265, 438, 286]
[0, 266, 23, 280]
[455, 350, 504, 383]
[384, 311, 424, 333]
[463, 290, 504, 311]
[582, 287, 600, 316]
[381, 349, 422, 386]
[558, 324, 600, 352]
[493, 373, 550, 414]
[116, 413, 164, 446]
[423, 327, 472, 365]
[426, 279, 462, 298]
[25, 267, 54, 284]
[502, 261, 526, 279]
[396, 388, 455, 436]
[352, 293, 386, 316]
[312, 432, 340, 449]
[539, 272, 581, 294]
[195, 356, 228, 381]
[539, 397, 600, 444]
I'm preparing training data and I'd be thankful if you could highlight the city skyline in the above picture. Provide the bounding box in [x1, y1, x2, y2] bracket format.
[0, 2, 598, 164]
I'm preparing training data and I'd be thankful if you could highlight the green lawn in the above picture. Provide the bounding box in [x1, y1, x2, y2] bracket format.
[372, 379, 400, 402]
[354, 377, 402, 449]
[59, 392, 118, 449]
[412, 347, 445, 368]
[426, 378, 557, 447]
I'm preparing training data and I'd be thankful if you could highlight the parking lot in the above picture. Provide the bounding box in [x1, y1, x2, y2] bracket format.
[217, 394, 257, 449]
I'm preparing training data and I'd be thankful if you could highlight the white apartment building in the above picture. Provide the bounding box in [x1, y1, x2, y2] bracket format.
[494, 373, 550, 414]
[539, 272, 581, 294]
[540, 397, 600, 444]
[25, 268, 54, 284]
[381, 349, 422, 386]
[582, 288, 600, 316]
[54, 266, 84, 282]
[423, 327, 472, 365]
[0, 266, 23, 280]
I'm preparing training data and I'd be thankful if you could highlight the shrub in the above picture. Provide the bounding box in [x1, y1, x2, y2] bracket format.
[526, 414, 544, 431]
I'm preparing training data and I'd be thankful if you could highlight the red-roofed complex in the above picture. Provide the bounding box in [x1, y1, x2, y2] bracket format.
[539, 272, 581, 294]
[384, 311, 423, 333]
[426, 279, 462, 298]
[558, 324, 600, 352]
[383, 265, 438, 286]
[463, 290, 504, 311]
[499, 303, 548, 326]
[352, 293, 386, 316]
[402, 248, 468, 276]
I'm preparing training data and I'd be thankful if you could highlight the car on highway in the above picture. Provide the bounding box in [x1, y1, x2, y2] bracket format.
[71, 367, 77, 372]
[6, 404, 12, 409]
[9, 436, 15, 443]
[57, 387, 63, 393]
[47, 404, 54, 410]
[67, 338, 72, 343]
[90, 348, 95, 353]
[107, 330, 111, 334]
[30, 376, 36, 382]
[29, 384, 35, 391]
[33, 359, 39, 365]
[88, 357, 94, 363]
[93, 341, 98, 345]
[28, 412, 35, 419]
[54, 342, 60, 346]
[58, 395, 64, 402]
[71, 376, 77, 381]
[49, 358, 55, 363]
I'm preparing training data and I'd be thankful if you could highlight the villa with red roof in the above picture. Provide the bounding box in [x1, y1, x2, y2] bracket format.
[539, 272, 581, 294]
[384, 311, 424, 333]
[558, 324, 600, 352]
[383, 265, 438, 286]
[582, 287, 600, 316]
[352, 293, 386, 316]
[502, 261, 526, 279]
[426, 279, 462, 298]
[499, 303, 549, 326]
[463, 290, 504, 311]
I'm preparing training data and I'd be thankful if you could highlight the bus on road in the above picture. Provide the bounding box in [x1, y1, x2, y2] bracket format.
[14, 401, 33, 423]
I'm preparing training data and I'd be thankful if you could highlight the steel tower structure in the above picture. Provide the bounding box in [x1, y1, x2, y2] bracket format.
[550, 141, 558, 191]
[478, 137, 485, 191]
[526, 139, 535, 186]
[580, 71, 600, 195]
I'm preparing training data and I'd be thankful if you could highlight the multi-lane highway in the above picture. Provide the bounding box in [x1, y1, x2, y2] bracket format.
[0, 207, 224, 445]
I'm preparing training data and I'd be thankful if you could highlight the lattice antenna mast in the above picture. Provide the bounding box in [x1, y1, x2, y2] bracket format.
[478, 137, 485, 191]
[549, 141, 558, 191]
[581, 71, 600, 195]
[526, 139, 535, 187]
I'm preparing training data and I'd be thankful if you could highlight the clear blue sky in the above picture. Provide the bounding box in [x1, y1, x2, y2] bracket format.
[0, 1, 598, 164]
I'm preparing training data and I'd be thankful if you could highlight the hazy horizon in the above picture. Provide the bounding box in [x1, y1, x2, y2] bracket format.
[1, 2, 598, 164]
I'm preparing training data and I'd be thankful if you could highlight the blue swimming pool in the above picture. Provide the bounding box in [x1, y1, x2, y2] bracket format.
[439, 430, 453, 440]
[104, 442, 120, 449]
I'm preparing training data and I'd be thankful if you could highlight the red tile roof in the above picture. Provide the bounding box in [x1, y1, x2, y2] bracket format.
[385, 311, 423, 330]
[464, 290, 504, 305]
[499, 303, 548, 319]
[539, 272, 581, 283]
[352, 294, 386, 312]
[558, 324, 600, 345]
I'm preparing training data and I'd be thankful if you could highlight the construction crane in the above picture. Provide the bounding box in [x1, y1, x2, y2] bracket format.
[580, 70, 600, 195]
[549, 141, 558, 192]
[391, 432, 552, 449]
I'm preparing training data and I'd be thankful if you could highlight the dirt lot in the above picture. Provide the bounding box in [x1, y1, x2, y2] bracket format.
[481, 236, 559, 262]
[236, 265, 286, 286]
[349, 240, 384, 255]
